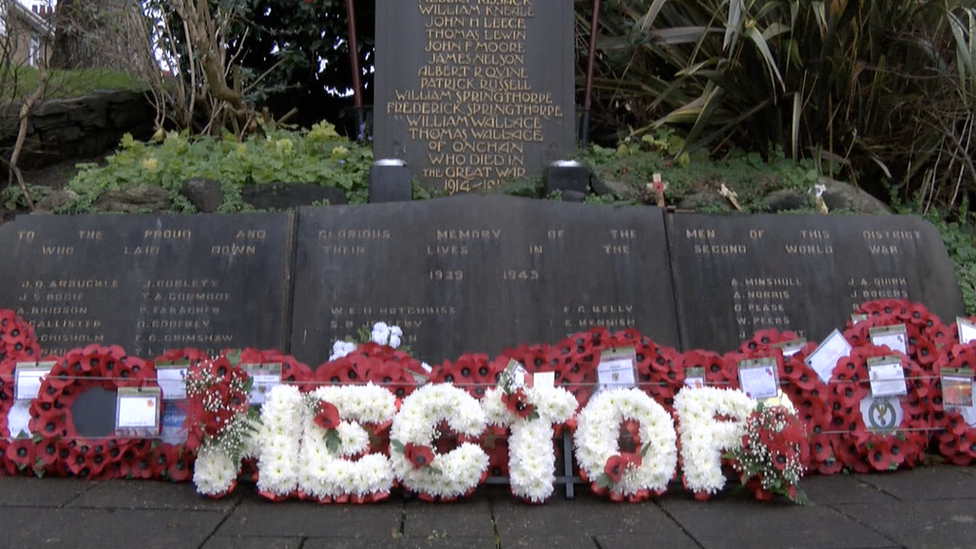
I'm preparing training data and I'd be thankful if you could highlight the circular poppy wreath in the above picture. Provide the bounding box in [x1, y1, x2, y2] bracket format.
[823, 345, 931, 473]
[0, 309, 40, 364]
[930, 343, 976, 465]
[28, 345, 155, 479]
[1, 351, 61, 477]
[389, 383, 489, 502]
[735, 329, 827, 474]
[238, 348, 312, 389]
[574, 387, 678, 502]
[138, 349, 209, 483]
[678, 349, 736, 388]
[296, 383, 399, 503]
[845, 303, 949, 372]
[550, 328, 613, 405]
[314, 342, 424, 399]
[430, 353, 504, 400]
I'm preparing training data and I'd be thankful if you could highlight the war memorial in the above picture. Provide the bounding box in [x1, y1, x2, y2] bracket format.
[0, 1, 975, 548]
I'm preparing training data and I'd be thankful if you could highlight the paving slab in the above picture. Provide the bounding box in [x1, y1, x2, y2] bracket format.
[854, 467, 976, 501]
[219, 494, 402, 539]
[658, 496, 897, 549]
[835, 499, 976, 549]
[595, 532, 701, 549]
[200, 536, 303, 549]
[304, 537, 498, 549]
[0, 507, 224, 549]
[491, 488, 696, 547]
[402, 491, 495, 539]
[0, 477, 98, 507]
[67, 479, 240, 511]
[801, 474, 897, 505]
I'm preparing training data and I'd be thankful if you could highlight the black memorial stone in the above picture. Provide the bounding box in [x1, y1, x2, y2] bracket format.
[668, 214, 965, 353]
[373, 0, 575, 194]
[289, 195, 680, 364]
[0, 213, 293, 357]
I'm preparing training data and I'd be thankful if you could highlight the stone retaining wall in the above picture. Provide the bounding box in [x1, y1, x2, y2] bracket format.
[1, 89, 155, 170]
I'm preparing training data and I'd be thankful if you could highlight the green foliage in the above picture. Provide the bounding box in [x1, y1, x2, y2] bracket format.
[0, 66, 146, 100]
[576, 140, 818, 213]
[152, 0, 375, 132]
[57, 122, 372, 213]
[581, 0, 976, 215]
[0, 184, 50, 211]
[930, 211, 976, 315]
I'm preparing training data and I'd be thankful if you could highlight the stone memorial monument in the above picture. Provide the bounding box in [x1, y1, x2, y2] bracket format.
[373, 0, 576, 194]
[668, 214, 966, 352]
[289, 195, 680, 364]
[0, 214, 293, 358]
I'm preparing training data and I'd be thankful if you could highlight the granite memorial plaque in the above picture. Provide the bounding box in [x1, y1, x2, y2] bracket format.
[0, 213, 293, 357]
[373, 0, 575, 194]
[290, 195, 680, 364]
[668, 214, 965, 353]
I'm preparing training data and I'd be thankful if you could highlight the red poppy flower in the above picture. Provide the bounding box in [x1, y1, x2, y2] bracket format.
[167, 450, 194, 482]
[404, 443, 435, 469]
[604, 454, 626, 484]
[867, 438, 893, 471]
[502, 389, 534, 419]
[5, 438, 35, 471]
[315, 401, 341, 431]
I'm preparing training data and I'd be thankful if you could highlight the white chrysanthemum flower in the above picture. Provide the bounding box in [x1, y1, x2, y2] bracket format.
[193, 444, 239, 497]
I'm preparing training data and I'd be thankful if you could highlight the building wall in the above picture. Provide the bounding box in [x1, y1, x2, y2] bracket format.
[1, 5, 52, 68]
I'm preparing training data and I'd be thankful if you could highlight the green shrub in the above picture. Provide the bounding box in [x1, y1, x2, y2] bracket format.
[58, 122, 372, 213]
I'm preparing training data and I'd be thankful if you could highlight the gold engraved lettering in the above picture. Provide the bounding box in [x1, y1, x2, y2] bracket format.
[429, 270, 464, 281]
[502, 269, 539, 281]
[388, 0, 562, 194]
[694, 244, 746, 255]
[211, 244, 256, 256]
[123, 246, 160, 255]
[41, 246, 74, 255]
[77, 230, 102, 240]
[603, 245, 630, 255]
[144, 230, 192, 240]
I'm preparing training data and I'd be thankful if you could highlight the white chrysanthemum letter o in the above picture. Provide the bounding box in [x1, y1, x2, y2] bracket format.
[298, 384, 398, 502]
[674, 386, 755, 498]
[390, 383, 489, 500]
[482, 385, 579, 503]
[574, 388, 678, 500]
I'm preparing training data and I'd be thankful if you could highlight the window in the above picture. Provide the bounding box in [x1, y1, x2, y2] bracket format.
[27, 34, 39, 66]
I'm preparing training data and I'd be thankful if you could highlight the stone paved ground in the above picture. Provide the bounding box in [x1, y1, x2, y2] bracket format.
[1, 466, 974, 549]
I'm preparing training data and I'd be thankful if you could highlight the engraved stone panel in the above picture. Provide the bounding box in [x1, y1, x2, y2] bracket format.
[669, 214, 966, 353]
[373, 0, 575, 194]
[0, 214, 293, 357]
[290, 195, 680, 364]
